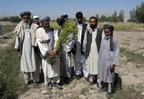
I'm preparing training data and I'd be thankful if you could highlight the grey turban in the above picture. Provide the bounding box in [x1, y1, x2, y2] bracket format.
[40, 16, 50, 24]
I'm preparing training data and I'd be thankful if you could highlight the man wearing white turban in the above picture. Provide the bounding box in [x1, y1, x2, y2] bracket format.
[30, 15, 41, 85]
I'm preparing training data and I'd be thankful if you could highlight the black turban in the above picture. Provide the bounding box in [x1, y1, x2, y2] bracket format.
[104, 24, 114, 32]
[20, 11, 31, 18]
[104, 24, 115, 51]
[57, 14, 68, 26]
[76, 11, 83, 18]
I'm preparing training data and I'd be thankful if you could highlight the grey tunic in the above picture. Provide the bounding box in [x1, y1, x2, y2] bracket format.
[98, 37, 119, 83]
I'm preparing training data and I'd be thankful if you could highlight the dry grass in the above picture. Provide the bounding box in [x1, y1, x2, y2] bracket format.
[1, 25, 16, 34]
[0, 43, 24, 99]
[99, 22, 144, 31]
[113, 84, 144, 99]
[120, 47, 144, 65]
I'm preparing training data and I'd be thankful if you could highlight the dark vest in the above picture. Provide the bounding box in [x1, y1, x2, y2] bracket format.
[86, 28, 103, 57]
[80, 23, 87, 54]
[58, 28, 61, 37]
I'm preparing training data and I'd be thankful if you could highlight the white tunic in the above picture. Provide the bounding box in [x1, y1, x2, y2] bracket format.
[30, 23, 39, 46]
[15, 29, 36, 72]
[87, 29, 99, 75]
[36, 28, 59, 78]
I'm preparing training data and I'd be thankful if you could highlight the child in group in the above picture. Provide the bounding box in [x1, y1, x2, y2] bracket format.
[98, 24, 119, 98]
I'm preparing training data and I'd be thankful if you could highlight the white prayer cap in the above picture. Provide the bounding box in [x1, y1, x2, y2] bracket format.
[33, 15, 39, 19]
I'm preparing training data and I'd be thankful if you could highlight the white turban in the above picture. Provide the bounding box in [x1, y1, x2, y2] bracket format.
[33, 15, 39, 19]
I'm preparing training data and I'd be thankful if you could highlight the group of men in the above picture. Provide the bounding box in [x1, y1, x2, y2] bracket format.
[14, 11, 105, 93]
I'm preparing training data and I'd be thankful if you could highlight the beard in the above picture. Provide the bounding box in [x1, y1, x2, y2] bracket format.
[90, 24, 97, 31]
[43, 26, 50, 32]
[77, 20, 83, 24]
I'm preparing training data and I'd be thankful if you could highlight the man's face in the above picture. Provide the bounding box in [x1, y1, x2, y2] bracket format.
[22, 15, 30, 23]
[77, 17, 83, 24]
[34, 18, 39, 24]
[43, 21, 50, 30]
[104, 29, 111, 36]
[90, 18, 97, 30]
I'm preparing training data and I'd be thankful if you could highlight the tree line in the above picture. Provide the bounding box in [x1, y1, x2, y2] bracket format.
[0, 16, 21, 23]
[128, 2, 144, 23]
[96, 10, 124, 22]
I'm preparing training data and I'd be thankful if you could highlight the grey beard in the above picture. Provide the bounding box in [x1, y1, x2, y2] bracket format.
[43, 27, 50, 31]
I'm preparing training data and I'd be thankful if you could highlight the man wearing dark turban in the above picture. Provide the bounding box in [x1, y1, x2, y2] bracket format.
[98, 24, 119, 98]
[14, 11, 37, 88]
[74, 11, 89, 81]
[55, 15, 73, 83]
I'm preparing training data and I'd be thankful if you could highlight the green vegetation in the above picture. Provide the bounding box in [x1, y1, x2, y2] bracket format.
[99, 23, 144, 31]
[0, 16, 21, 23]
[120, 47, 144, 65]
[97, 10, 124, 23]
[50, 21, 144, 32]
[128, 2, 144, 23]
[113, 84, 144, 99]
[80, 87, 89, 95]
[50, 21, 60, 30]
[2, 25, 16, 34]
[0, 43, 24, 99]
[55, 19, 77, 49]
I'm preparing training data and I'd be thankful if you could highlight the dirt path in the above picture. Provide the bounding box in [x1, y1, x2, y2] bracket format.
[0, 31, 15, 50]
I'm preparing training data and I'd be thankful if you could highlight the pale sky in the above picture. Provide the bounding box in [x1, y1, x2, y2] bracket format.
[0, 0, 143, 19]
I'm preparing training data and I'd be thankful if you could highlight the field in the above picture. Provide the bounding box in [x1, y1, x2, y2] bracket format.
[0, 22, 144, 99]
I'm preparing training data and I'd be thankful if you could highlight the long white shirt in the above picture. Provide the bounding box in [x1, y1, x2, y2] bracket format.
[87, 29, 99, 74]
[30, 23, 39, 46]
[15, 29, 36, 72]
[36, 28, 59, 78]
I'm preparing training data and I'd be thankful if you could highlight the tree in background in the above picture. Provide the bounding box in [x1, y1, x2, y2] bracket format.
[1, 17, 9, 21]
[99, 15, 107, 22]
[128, 2, 144, 23]
[0, 16, 21, 23]
[128, 9, 136, 22]
[111, 11, 118, 22]
[83, 17, 87, 22]
[97, 10, 124, 23]
[118, 10, 124, 22]
[9, 16, 21, 23]
[96, 14, 99, 20]
[135, 2, 144, 23]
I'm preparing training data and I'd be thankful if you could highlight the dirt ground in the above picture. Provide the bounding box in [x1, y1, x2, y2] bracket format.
[1, 31, 144, 99]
